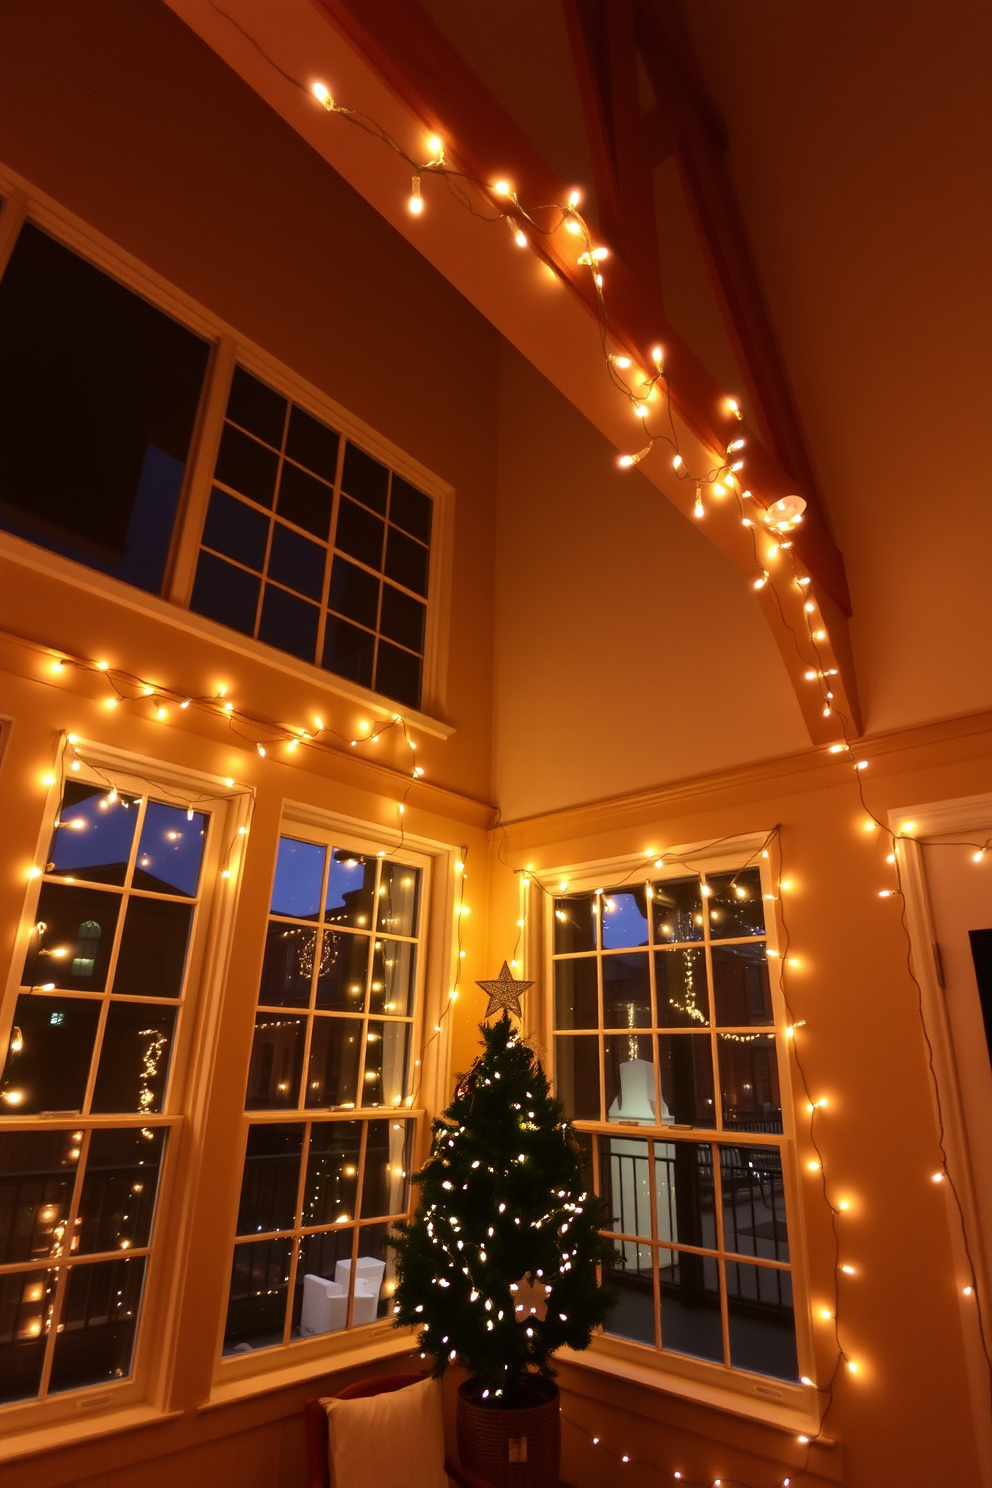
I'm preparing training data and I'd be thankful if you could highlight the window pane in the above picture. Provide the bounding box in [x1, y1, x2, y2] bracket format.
[201, 488, 268, 571]
[326, 851, 376, 928]
[659, 1034, 716, 1128]
[316, 932, 370, 1012]
[554, 958, 597, 1030]
[652, 877, 703, 944]
[1, 995, 101, 1115]
[267, 522, 326, 601]
[369, 939, 415, 1017]
[246, 1016, 306, 1109]
[712, 944, 773, 1027]
[227, 366, 286, 448]
[720, 1147, 789, 1262]
[384, 527, 428, 596]
[342, 443, 388, 514]
[718, 1035, 782, 1133]
[286, 404, 339, 483]
[190, 551, 260, 635]
[336, 496, 384, 568]
[389, 476, 432, 543]
[322, 616, 375, 688]
[0, 1269, 51, 1403]
[361, 1119, 412, 1218]
[362, 1021, 411, 1108]
[353, 1222, 397, 1322]
[259, 924, 315, 1008]
[236, 1124, 303, 1235]
[329, 555, 379, 629]
[23, 883, 121, 991]
[305, 1019, 361, 1109]
[553, 894, 596, 955]
[276, 462, 333, 540]
[379, 584, 425, 653]
[48, 1255, 146, 1393]
[0, 1129, 80, 1264]
[553, 1036, 599, 1121]
[605, 1034, 655, 1124]
[726, 1259, 798, 1381]
[659, 1249, 722, 1363]
[135, 806, 206, 900]
[375, 862, 421, 937]
[597, 1134, 651, 1238]
[224, 1238, 291, 1352]
[602, 1245, 655, 1346]
[271, 837, 325, 920]
[47, 783, 138, 885]
[302, 1122, 361, 1227]
[76, 1127, 166, 1253]
[258, 583, 319, 662]
[0, 223, 208, 596]
[602, 952, 651, 1029]
[601, 889, 648, 949]
[295, 1228, 354, 1338]
[214, 423, 278, 506]
[374, 641, 421, 709]
[113, 898, 194, 998]
[654, 1142, 715, 1250]
[90, 1003, 177, 1114]
[654, 946, 708, 1028]
[706, 869, 766, 939]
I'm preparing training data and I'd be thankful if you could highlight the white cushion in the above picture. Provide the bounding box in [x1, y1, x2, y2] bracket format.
[322, 1375, 449, 1488]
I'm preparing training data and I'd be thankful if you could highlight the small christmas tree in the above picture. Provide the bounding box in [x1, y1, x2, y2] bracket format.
[392, 1010, 614, 1406]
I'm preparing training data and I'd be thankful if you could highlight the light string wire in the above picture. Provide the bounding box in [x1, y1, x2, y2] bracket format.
[15, 630, 422, 850]
[407, 843, 469, 1114]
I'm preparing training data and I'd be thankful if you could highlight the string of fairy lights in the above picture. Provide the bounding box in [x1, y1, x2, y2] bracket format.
[6, 8, 988, 1477]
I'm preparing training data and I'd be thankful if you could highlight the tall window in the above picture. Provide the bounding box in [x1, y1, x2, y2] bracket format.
[551, 863, 802, 1385]
[191, 367, 433, 709]
[222, 831, 427, 1356]
[0, 777, 214, 1405]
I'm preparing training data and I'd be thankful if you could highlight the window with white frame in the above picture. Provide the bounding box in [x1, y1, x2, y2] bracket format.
[0, 198, 438, 713]
[221, 830, 428, 1357]
[0, 766, 230, 1408]
[549, 858, 803, 1386]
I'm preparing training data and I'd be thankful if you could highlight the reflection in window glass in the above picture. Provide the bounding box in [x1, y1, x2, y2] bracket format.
[246, 1017, 306, 1109]
[0, 1130, 79, 1264]
[659, 1034, 716, 1127]
[47, 784, 139, 884]
[305, 1018, 361, 1109]
[0, 995, 101, 1115]
[553, 1036, 600, 1122]
[224, 1238, 292, 1353]
[22, 883, 121, 992]
[602, 953, 651, 1028]
[711, 944, 772, 1026]
[600, 889, 648, 949]
[259, 924, 316, 1008]
[133, 803, 206, 896]
[303, 1123, 361, 1226]
[706, 869, 765, 940]
[658, 1250, 722, 1363]
[375, 862, 421, 937]
[651, 877, 703, 943]
[726, 1259, 798, 1380]
[76, 1128, 166, 1253]
[326, 851, 375, 928]
[721, 1147, 788, 1262]
[90, 1003, 177, 1114]
[271, 837, 325, 921]
[655, 947, 709, 1027]
[554, 958, 597, 1030]
[553, 894, 597, 955]
[113, 898, 194, 999]
[605, 1033, 655, 1124]
[718, 1035, 781, 1132]
[0, 1269, 52, 1403]
[48, 1256, 147, 1394]
[316, 932, 370, 1012]
[236, 1125, 304, 1235]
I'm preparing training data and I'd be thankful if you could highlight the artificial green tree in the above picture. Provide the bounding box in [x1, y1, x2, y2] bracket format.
[392, 1010, 614, 1405]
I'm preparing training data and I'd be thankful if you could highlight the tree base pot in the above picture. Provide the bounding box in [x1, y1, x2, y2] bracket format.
[456, 1376, 561, 1488]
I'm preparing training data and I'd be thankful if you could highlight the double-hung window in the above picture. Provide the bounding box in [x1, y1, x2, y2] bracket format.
[549, 851, 808, 1391]
[221, 827, 428, 1359]
[0, 759, 236, 1411]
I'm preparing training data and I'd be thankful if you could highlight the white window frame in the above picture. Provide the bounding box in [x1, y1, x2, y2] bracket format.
[523, 833, 818, 1427]
[0, 739, 250, 1434]
[211, 805, 460, 1392]
[0, 165, 455, 733]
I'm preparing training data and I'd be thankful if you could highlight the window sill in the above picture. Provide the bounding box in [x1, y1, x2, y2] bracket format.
[555, 1343, 829, 1441]
[0, 530, 454, 740]
[201, 1328, 416, 1411]
[0, 1404, 182, 1466]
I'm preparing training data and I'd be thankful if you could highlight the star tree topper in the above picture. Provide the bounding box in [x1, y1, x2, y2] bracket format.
[475, 960, 534, 1018]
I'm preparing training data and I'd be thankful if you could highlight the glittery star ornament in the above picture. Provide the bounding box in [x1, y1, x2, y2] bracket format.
[511, 1273, 549, 1322]
[476, 960, 534, 1018]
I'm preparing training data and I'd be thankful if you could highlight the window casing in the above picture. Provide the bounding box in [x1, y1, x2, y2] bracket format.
[0, 754, 244, 1419]
[220, 824, 431, 1363]
[0, 182, 445, 718]
[545, 846, 810, 1394]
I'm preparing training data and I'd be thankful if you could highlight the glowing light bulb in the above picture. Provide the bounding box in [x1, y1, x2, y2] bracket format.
[610, 354, 632, 369]
[155, 707, 167, 721]
[932, 1172, 944, 1183]
[513, 229, 528, 248]
[672, 454, 683, 469]
[753, 573, 769, 590]
[694, 493, 705, 519]
[428, 134, 444, 156]
[841, 1265, 856, 1275]
[651, 345, 663, 366]
[634, 403, 649, 419]
[409, 177, 424, 215]
[565, 218, 583, 236]
[312, 81, 333, 109]
[492, 179, 511, 197]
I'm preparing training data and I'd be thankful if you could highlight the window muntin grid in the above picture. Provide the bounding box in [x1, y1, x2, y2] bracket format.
[0, 779, 212, 1406]
[222, 1115, 414, 1355]
[247, 835, 424, 1114]
[190, 365, 433, 710]
[552, 865, 799, 1383]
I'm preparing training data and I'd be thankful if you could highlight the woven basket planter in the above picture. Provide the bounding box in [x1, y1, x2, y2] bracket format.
[456, 1377, 561, 1488]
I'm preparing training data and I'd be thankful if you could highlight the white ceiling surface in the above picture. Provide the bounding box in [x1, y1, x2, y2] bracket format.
[421, 0, 992, 738]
